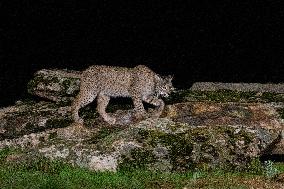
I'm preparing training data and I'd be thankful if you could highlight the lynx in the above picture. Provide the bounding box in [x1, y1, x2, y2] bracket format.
[72, 65, 174, 125]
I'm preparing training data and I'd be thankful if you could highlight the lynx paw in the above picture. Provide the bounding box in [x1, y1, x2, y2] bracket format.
[151, 110, 163, 119]
[105, 117, 116, 125]
[134, 112, 147, 121]
[74, 118, 84, 124]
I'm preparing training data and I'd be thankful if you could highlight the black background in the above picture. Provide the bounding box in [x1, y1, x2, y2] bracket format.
[1, 1, 284, 107]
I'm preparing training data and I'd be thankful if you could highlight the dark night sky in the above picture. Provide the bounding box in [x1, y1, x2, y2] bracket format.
[1, 1, 284, 107]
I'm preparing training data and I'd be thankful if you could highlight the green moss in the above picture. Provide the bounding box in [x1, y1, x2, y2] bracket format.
[27, 74, 59, 91]
[220, 126, 253, 147]
[165, 89, 283, 104]
[163, 90, 187, 104]
[87, 127, 124, 144]
[56, 98, 73, 106]
[237, 130, 253, 145]
[132, 125, 257, 172]
[119, 148, 155, 171]
[61, 78, 80, 96]
[278, 108, 284, 119]
[247, 158, 264, 175]
[25, 122, 37, 132]
[225, 105, 253, 119]
[48, 132, 58, 140]
[135, 129, 195, 171]
[45, 118, 73, 129]
[207, 90, 259, 102]
[19, 98, 38, 106]
[62, 79, 71, 90]
[27, 75, 45, 93]
[189, 129, 211, 143]
[39, 110, 53, 117]
[136, 129, 151, 142]
[261, 92, 284, 102]
[46, 76, 59, 83]
[22, 119, 71, 135]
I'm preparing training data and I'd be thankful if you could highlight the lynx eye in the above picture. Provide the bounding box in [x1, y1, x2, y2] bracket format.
[160, 91, 169, 97]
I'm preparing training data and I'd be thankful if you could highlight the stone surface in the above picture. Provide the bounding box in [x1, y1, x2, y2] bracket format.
[163, 102, 283, 130]
[27, 69, 284, 105]
[0, 100, 283, 172]
[3, 68, 283, 172]
[269, 131, 284, 155]
[190, 82, 284, 93]
[0, 101, 73, 140]
[27, 69, 81, 103]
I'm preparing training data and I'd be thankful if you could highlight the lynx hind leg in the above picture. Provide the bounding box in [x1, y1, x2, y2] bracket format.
[132, 96, 147, 120]
[97, 94, 116, 125]
[72, 90, 97, 124]
[143, 96, 165, 118]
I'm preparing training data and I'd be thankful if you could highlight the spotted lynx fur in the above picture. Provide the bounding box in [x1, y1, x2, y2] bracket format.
[72, 65, 174, 125]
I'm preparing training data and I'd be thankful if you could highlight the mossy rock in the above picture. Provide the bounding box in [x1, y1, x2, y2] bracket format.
[0, 101, 72, 140]
[0, 91, 283, 172]
[166, 89, 284, 104]
[27, 69, 81, 104]
[86, 118, 280, 172]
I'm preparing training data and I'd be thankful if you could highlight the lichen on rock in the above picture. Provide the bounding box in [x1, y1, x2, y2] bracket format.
[0, 70, 283, 172]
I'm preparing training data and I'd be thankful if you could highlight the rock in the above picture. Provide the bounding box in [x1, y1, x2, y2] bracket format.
[4, 68, 284, 172]
[271, 141, 284, 155]
[27, 69, 81, 104]
[190, 82, 284, 93]
[0, 101, 73, 140]
[28, 69, 284, 105]
[0, 100, 283, 172]
[163, 102, 283, 130]
[275, 173, 284, 183]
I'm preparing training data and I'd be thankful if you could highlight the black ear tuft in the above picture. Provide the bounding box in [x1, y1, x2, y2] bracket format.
[167, 75, 174, 81]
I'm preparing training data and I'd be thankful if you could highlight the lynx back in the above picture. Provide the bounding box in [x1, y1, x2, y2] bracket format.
[71, 65, 174, 125]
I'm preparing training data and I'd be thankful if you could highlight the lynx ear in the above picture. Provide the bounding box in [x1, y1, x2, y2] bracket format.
[155, 75, 164, 84]
[166, 75, 174, 81]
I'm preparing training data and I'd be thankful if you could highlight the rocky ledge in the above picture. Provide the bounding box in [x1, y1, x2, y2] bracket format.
[0, 68, 283, 172]
[0, 100, 283, 172]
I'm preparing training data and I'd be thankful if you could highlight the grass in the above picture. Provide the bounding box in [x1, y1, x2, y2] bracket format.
[1, 89, 283, 188]
[0, 148, 284, 189]
[1, 162, 283, 189]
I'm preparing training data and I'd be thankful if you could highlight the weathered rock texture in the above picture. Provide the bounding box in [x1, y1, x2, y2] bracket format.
[28, 69, 284, 104]
[1, 68, 283, 172]
[0, 101, 73, 140]
[27, 69, 81, 104]
[0, 101, 283, 172]
[191, 82, 284, 93]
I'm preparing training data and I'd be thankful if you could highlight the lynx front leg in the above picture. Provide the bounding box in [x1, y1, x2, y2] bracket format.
[97, 94, 116, 124]
[143, 96, 165, 118]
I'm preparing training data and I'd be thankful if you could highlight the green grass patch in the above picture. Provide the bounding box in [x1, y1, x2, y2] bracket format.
[1, 148, 284, 189]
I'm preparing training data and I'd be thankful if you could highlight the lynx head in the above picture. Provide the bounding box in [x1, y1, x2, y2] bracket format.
[155, 75, 175, 98]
